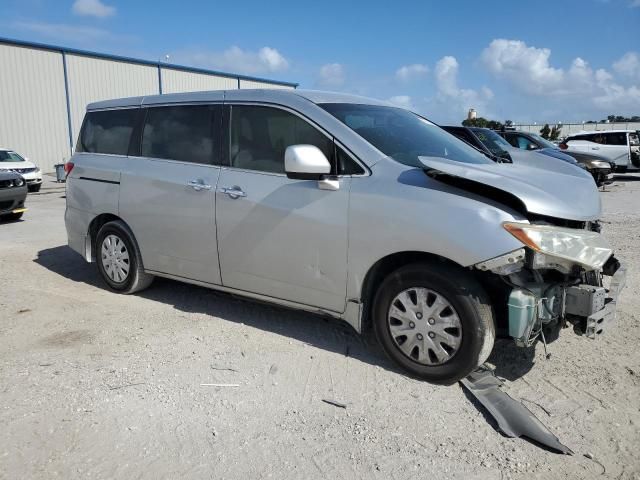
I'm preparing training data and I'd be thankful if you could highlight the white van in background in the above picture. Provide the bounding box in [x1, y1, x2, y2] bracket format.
[561, 130, 640, 171]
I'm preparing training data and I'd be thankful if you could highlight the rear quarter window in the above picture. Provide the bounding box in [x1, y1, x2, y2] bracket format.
[77, 109, 138, 155]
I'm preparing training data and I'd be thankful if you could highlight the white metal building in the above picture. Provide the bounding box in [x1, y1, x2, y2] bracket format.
[0, 37, 297, 172]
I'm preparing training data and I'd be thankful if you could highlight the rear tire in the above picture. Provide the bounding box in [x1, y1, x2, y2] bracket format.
[372, 261, 495, 384]
[96, 220, 154, 294]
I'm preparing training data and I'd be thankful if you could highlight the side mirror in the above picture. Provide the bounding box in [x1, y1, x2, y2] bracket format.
[526, 143, 538, 151]
[285, 145, 331, 180]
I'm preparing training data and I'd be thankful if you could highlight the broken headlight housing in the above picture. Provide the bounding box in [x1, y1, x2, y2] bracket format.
[502, 222, 613, 271]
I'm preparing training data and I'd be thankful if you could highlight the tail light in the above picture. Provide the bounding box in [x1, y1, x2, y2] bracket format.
[559, 143, 568, 150]
[64, 162, 75, 176]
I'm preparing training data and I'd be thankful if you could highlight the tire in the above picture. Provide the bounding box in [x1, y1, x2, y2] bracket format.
[95, 220, 154, 294]
[372, 261, 495, 385]
[28, 184, 41, 193]
[2, 212, 23, 222]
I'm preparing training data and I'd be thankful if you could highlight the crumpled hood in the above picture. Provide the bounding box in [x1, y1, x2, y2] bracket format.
[419, 156, 601, 221]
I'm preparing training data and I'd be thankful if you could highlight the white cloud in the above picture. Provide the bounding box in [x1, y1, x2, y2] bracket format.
[387, 95, 415, 110]
[395, 63, 428, 81]
[318, 63, 345, 87]
[72, 0, 116, 18]
[613, 52, 640, 79]
[258, 47, 289, 71]
[480, 39, 565, 95]
[177, 46, 289, 75]
[433, 56, 493, 119]
[479, 38, 640, 119]
[630, 0, 640, 7]
[12, 21, 116, 42]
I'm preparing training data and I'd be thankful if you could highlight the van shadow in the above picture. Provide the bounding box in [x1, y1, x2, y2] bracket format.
[35, 244, 537, 382]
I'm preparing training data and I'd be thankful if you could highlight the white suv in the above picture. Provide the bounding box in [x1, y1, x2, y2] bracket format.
[0, 149, 43, 192]
[561, 130, 640, 171]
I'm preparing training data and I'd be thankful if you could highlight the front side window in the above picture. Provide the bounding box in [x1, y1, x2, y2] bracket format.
[78, 109, 138, 155]
[604, 132, 628, 146]
[320, 104, 492, 167]
[229, 105, 333, 174]
[142, 106, 215, 164]
[512, 134, 537, 150]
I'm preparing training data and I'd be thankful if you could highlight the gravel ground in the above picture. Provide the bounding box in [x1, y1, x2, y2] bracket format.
[1, 175, 639, 480]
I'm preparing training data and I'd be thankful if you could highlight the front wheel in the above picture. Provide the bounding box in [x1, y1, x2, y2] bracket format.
[372, 262, 495, 384]
[96, 220, 154, 294]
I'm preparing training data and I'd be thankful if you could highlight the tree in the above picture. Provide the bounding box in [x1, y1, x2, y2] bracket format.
[461, 117, 503, 130]
[549, 125, 562, 141]
[539, 124, 551, 139]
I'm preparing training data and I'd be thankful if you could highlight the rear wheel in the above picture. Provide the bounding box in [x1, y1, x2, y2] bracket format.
[372, 261, 495, 384]
[96, 220, 154, 294]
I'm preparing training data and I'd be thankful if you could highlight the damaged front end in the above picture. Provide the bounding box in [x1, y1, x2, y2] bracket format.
[475, 220, 626, 348]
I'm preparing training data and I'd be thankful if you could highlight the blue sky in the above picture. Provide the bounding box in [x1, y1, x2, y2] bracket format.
[2, 0, 639, 124]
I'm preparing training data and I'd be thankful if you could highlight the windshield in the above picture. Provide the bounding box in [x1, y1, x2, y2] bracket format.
[320, 104, 493, 167]
[470, 128, 512, 155]
[0, 151, 25, 162]
[528, 133, 557, 149]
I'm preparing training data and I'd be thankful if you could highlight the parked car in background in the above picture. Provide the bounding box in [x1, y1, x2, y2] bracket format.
[443, 126, 610, 184]
[560, 130, 640, 172]
[498, 130, 614, 185]
[65, 89, 624, 384]
[0, 171, 27, 221]
[0, 149, 43, 192]
[441, 126, 513, 162]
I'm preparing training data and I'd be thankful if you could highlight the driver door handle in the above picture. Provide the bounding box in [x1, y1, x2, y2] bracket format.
[220, 186, 247, 199]
[188, 179, 212, 191]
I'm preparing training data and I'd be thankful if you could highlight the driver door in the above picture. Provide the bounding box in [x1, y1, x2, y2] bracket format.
[215, 105, 351, 312]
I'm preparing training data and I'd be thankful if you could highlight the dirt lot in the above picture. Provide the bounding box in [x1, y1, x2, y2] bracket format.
[1, 175, 639, 480]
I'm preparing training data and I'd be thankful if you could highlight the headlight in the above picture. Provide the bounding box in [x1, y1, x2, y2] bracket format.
[589, 161, 612, 169]
[13, 177, 25, 187]
[503, 222, 612, 271]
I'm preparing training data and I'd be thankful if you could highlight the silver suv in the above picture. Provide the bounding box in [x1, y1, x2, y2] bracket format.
[65, 89, 625, 384]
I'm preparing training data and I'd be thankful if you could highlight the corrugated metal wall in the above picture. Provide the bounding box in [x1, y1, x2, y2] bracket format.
[0, 44, 70, 173]
[65, 55, 159, 146]
[161, 68, 238, 94]
[0, 38, 297, 172]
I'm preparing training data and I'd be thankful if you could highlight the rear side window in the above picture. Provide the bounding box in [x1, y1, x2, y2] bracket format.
[77, 109, 138, 155]
[230, 105, 333, 174]
[141, 105, 216, 164]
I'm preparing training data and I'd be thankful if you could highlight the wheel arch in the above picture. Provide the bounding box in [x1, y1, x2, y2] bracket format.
[87, 214, 138, 263]
[358, 251, 466, 334]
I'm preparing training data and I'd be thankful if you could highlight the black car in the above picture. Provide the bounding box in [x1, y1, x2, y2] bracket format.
[498, 130, 613, 186]
[442, 126, 513, 162]
[0, 171, 27, 221]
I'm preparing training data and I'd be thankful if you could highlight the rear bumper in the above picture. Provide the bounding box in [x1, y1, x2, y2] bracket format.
[65, 205, 93, 261]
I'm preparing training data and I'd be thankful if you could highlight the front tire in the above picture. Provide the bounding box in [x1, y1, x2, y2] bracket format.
[2, 212, 23, 222]
[372, 261, 495, 384]
[96, 220, 154, 294]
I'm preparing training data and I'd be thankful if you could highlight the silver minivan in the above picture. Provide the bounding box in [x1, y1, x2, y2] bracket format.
[65, 89, 625, 384]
